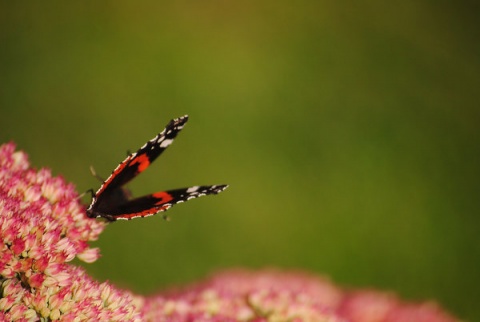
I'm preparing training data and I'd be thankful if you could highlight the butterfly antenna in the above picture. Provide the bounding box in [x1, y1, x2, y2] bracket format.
[89, 166, 104, 182]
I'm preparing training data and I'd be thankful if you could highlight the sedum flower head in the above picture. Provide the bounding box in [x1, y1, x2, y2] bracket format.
[0, 143, 140, 321]
[139, 269, 458, 322]
[0, 142, 459, 321]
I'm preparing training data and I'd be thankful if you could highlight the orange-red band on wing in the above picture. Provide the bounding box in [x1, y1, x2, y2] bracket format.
[130, 153, 151, 173]
[153, 191, 174, 205]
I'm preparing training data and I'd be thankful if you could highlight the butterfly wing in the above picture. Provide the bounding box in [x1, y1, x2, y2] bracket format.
[103, 185, 228, 221]
[87, 115, 188, 218]
[100, 115, 188, 192]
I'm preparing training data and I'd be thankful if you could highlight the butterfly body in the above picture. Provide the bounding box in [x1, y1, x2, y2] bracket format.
[86, 115, 227, 221]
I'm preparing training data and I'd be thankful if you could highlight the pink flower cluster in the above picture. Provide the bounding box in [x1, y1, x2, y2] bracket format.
[0, 143, 140, 321]
[142, 269, 458, 322]
[0, 142, 459, 321]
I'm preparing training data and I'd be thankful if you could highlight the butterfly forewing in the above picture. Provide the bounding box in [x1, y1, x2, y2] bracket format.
[104, 185, 228, 221]
[97, 116, 188, 197]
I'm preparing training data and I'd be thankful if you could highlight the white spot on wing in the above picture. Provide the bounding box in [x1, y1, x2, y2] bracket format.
[160, 139, 173, 148]
[187, 186, 200, 193]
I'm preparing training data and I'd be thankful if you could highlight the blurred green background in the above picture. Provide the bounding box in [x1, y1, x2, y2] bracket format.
[1, 1, 479, 320]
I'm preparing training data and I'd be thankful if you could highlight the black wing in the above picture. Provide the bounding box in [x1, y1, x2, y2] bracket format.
[99, 185, 229, 221]
[102, 115, 188, 191]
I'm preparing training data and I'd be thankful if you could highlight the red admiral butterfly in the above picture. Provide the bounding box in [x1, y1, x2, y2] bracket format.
[86, 115, 228, 221]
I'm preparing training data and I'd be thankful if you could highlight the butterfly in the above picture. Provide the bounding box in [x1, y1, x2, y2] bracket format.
[86, 115, 228, 221]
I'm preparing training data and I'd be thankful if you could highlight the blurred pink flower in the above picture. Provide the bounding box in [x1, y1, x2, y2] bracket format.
[0, 142, 459, 321]
[140, 269, 458, 322]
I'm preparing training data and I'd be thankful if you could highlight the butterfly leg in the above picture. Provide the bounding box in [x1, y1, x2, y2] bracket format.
[77, 188, 96, 200]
